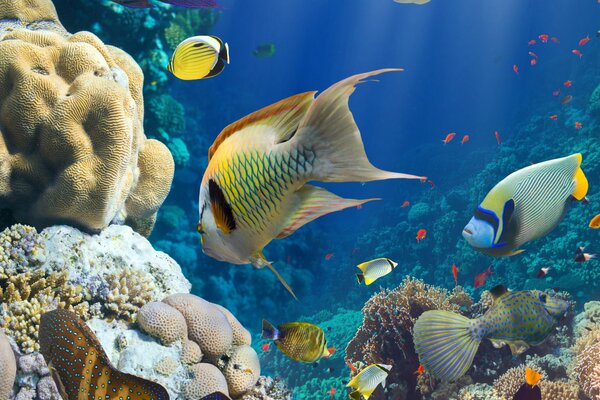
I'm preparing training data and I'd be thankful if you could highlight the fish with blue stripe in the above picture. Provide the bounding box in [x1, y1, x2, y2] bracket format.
[463, 153, 588, 256]
[413, 285, 570, 381]
[39, 309, 170, 400]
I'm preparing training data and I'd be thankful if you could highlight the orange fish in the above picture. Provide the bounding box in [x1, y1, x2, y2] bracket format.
[528, 51, 538, 59]
[549, 115, 558, 120]
[452, 264, 459, 286]
[572, 49, 583, 58]
[416, 229, 426, 242]
[261, 343, 271, 353]
[513, 64, 519, 75]
[579, 36, 591, 46]
[442, 132, 456, 145]
[564, 80, 572, 87]
[460, 134, 469, 144]
[414, 364, 425, 375]
[551, 37, 560, 43]
[325, 253, 334, 261]
[575, 121, 582, 129]
[561, 95, 573, 105]
[401, 200, 410, 208]
[538, 34, 549, 43]
[326, 347, 337, 358]
[528, 39, 536, 45]
[589, 213, 600, 229]
[346, 360, 358, 374]
[328, 387, 336, 398]
[474, 266, 492, 289]
[530, 59, 537, 66]
[495, 131, 501, 145]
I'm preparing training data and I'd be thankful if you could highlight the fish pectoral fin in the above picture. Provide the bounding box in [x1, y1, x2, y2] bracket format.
[276, 185, 378, 239]
[507, 341, 530, 356]
[507, 249, 526, 256]
[266, 261, 299, 302]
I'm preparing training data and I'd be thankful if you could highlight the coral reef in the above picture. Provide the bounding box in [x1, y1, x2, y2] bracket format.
[0, 0, 174, 237]
[0, 329, 16, 400]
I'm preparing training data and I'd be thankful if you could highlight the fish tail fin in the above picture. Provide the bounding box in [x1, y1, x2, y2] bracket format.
[413, 310, 481, 382]
[261, 320, 280, 341]
[252, 252, 299, 301]
[296, 69, 425, 183]
[356, 273, 364, 284]
[348, 390, 362, 400]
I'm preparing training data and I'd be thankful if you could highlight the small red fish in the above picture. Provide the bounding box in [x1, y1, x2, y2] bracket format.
[528, 39, 536, 45]
[575, 253, 595, 262]
[452, 264, 459, 286]
[536, 267, 551, 278]
[346, 360, 358, 374]
[414, 364, 425, 375]
[575, 121, 582, 129]
[416, 229, 427, 242]
[261, 343, 270, 353]
[427, 180, 435, 189]
[442, 132, 456, 145]
[572, 49, 583, 58]
[401, 200, 410, 208]
[549, 115, 558, 120]
[460, 135, 469, 145]
[328, 387, 336, 398]
[564, 80, 572, 87]
[513, 64, 519, 75]
[495, 131, 501, 145]
[325, 253, 334, 261]
[552, 89, 561, 97]
[579, 36, 591, 46]
[538, 34, 549, 43]
[326, 347, 337, 358]
[551, 37, 560, 43]
[530, 59, 537, 66]
[528, 51, 538, 59]
[474, 266, 493, 289]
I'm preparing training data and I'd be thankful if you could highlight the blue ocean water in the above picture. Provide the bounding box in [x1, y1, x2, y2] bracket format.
[51, 0, 600, 397]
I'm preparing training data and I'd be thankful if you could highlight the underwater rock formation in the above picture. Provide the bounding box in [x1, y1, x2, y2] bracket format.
[0, 0, 174, 237]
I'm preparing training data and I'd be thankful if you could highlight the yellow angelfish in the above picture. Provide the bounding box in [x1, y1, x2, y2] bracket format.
[347, 364, 392, 400]
[261, 320, 331, 363]
[197, 69, 425, 298]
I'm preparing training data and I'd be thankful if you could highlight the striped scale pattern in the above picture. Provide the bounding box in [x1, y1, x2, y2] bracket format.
[275, 322, 327, 363]
[39, 309, 169, 400]
[212, 148, 316, 232]
[510, 159, 576, 247]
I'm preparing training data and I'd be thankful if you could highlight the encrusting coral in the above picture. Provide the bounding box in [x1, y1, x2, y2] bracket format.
[0, 0, 174, 237]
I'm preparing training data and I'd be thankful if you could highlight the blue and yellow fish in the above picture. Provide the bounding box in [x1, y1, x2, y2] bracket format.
[197, 69, 425, 298]
[413, 285, 569, 381]
[262, 320, 331, 363]
[463, 153, 588, 256]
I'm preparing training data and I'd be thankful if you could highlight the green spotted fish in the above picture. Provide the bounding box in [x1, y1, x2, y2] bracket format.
[413, 286, 570, 382]
[39, 309, 170, 400]
[197, 69, 425, 299]
[462, 153, 588, 257]
[356, 258, 398, 285]
[346, 363, 392, 400]
[261, 320, 331, 363]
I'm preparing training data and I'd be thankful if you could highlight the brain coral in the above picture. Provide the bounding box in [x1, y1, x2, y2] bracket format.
[222, 345, 260, 398]
[137, 301, 187, 345]
[0, 329, 16, 399]
[0, 0, 174, 237]
[183, 363, 229, 399]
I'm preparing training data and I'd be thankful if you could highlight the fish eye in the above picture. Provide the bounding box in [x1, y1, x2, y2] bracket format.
[196, 222, 205, 235]
[539, 293, 547, 303]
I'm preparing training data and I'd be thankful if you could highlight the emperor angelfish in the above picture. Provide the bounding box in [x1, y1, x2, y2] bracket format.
[413, 285, 570, 382]
[463, 153, 588, 257]
[168, 35, 229, 80]
[197, 69, 425, 299]
[346, 364, 392, 400]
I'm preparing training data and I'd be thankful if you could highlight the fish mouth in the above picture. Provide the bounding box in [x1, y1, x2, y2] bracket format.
[463, 228, 473, 236]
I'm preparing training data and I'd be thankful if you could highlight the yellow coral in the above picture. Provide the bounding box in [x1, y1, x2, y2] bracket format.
[105, 267, 155, 322]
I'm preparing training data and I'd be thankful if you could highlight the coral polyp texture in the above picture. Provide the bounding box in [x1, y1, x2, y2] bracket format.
[0, 0, 174, 237]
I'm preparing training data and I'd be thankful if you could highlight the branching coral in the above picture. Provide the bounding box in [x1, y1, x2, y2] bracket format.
[574, 337, 600, 399]
[105, 267, 156, 322]
[0, 225, 43, 271]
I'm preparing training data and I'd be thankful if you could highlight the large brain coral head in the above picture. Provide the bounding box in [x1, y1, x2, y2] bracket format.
[0, 0, 173, 236]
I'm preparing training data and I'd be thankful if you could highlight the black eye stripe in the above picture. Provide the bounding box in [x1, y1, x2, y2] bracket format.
[473, 207, 500, 232]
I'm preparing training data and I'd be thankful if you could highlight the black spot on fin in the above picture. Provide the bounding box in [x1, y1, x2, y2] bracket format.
[209, 179, 236, 233]
[490, 284, 509, 300]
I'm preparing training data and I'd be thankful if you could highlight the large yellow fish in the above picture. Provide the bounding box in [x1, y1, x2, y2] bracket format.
[197, 69, 425, 298]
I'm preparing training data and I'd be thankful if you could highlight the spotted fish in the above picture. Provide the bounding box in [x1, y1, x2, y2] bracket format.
[39, 309, 170, 400]
[197, 69, 425, 299]
[413, 285, 569, 381]
[261, 320, 330, 363]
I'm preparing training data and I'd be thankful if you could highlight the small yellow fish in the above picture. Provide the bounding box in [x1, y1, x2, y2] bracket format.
[261, 320, 331, 363]
[347, 364, 392, 400]
[197, 69, 425, 298]
[356, 258, 398, 285]
[168, 35, 229, 80]
[589, 213, 600, 229]
[525, 367, 542, 386]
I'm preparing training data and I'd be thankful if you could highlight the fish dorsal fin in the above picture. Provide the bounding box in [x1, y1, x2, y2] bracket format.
[209, 179, 236, 234]
[276, 185, 378, 239]
[489, 284, 509, 301]
[208, 91, 317, 160]
[356, 261, 370, 272]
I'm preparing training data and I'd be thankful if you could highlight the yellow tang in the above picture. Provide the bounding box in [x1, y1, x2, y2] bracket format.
[356, 258, 398, 285]
[168, 35, 229, 80]
[347, 364, 392, 400]
[261, 320, 330, 363]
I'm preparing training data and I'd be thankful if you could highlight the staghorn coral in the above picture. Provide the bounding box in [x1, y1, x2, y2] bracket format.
[0, 0, 174, 237]
[345, 277, 472, 399]
[0, 224, 43, 272]
[105, 267, 156, 322]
